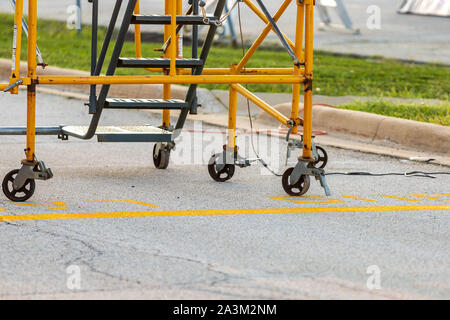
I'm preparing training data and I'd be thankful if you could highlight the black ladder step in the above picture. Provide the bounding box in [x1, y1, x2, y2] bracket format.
[131, 14, 218, 25]
[118, 58, 203, 69]
[104, 98, 188, 110]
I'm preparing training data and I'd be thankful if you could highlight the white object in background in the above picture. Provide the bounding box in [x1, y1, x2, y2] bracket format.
[320, 0, 337, 7]
[317, 0, 360, 34]
[398, 0, 450, 17]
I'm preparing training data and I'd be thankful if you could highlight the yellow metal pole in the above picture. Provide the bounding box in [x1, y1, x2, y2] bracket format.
[26, 0, 37, 162]
[134, 0, 142, 58]
[163, 0, 172, 128]
[201, 68, 297, 75]
[10, 0, 24, 95]
[302, 1, 314, 160]
[162, 82, 171, 128]
[227, 65, 239, 150]
[164, 0, 170, 48]
[290, 1, 305, 134]
[169, 0, 177, 76]
[227, 86, 238, 150]
[237, 0, 292, 72]
[231, 84, 291, 126]
[36, 75, 305, 85]
[176, 0, 183, 58]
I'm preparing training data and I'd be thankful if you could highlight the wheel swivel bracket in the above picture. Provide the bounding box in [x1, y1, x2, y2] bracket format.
[13, 156, 53, 190]
[291, 161, 331, 196]
[213, 147, 258, 171]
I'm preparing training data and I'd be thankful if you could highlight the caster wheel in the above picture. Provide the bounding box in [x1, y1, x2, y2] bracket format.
[282, 167, 310, 196]
[314, 146, 328, 169]
[2, 169, 35, 202]
[208, 155, 235, 182]
[153, 143, 170, 169]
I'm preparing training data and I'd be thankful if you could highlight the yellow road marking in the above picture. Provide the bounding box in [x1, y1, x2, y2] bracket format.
[9, 201, 67, 210]
[342, 195, 379, 203]
[83, 200, 158, 208]
[271, 196, 346, 204]
[433, 194, 450, 200]
[370, 195, 419, 202]
[0, 205, 449, 222]
[410, 194, 450, 201]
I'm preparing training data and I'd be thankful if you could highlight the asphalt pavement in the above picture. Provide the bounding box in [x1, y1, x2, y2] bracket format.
[0, 91, 449, 299]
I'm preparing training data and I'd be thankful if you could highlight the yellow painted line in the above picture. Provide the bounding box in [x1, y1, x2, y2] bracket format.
[9, 201, 67, 210]
[410, 194, 450, 201]
[0, 205, 449, 222]
[83, 200, 159, 208]
[370, 195, 419, 202]
[271, 196, 346, 204]
[342, 195, 379, 203]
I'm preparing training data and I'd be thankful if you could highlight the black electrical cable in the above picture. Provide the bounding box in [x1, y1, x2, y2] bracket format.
[326, 171, 450, 179]
[237, 2, 284, 177]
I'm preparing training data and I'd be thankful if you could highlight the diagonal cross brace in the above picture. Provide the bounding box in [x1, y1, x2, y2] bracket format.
[9, 0, 45, 66]
[253, 0, 300, 66]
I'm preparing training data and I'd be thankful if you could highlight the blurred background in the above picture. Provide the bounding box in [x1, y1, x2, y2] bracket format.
[0, 0, 449, 64]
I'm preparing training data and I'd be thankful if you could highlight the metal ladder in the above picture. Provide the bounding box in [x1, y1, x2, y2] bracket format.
[62, 0, 226, 146]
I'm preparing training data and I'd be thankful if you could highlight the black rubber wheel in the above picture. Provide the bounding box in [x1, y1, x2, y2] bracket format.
[2, 169, 35, 202]
[282, 167, 310, 196]
[153, 143, 170, 169]
[314, 146, 328, 169]
[208, 155, 235, 182]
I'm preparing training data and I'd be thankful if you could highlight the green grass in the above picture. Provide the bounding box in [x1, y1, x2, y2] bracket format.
[0, 13, 449, 125]
[340, 100, 450, 126]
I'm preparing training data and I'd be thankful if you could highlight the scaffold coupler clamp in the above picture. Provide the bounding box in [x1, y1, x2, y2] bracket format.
[3, 79, 23, 93]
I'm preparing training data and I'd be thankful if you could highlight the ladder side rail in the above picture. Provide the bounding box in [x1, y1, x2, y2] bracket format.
[190, 0, 200, 115]
[192, 0, 199, 59]
[94, 0, 123, 77]
[88, 0, 98, 114]
[67, 0, 138, 140]
[89, 0, 123, 115]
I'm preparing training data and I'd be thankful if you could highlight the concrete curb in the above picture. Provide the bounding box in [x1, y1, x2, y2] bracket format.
[187, 113, 450, 167]
[257, 102, 450, 155]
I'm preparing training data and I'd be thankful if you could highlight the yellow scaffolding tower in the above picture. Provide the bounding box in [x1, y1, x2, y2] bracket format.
[0, 0, 330, 202]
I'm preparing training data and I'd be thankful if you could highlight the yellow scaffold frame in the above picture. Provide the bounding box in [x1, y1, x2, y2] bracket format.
[2, 0, 328, 200]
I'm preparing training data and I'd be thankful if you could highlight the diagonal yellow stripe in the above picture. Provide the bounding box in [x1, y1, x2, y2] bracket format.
[83, 200, 158, 207]
[0, 205, 449, 222]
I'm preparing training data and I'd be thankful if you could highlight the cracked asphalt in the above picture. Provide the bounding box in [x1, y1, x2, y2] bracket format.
[0, 91, 449, 299]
